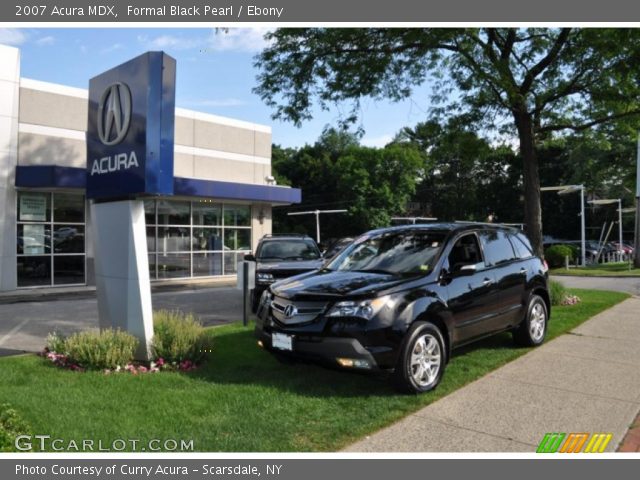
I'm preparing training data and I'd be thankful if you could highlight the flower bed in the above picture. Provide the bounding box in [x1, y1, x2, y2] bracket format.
[41, 310, 211, 374]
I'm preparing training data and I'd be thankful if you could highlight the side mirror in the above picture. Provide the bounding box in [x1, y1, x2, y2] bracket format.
[455, 264, 477, 276]
[244, 254, 256, 262]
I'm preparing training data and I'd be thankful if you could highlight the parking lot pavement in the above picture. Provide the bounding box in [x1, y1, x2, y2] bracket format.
[0, 287, 244, 353]
[344, 297, 640, 452]
[552, 275, 640, 296]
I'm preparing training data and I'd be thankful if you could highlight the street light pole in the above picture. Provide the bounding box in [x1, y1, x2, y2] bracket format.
[315, 210, 320, 243]
[580, 186, 586, 267]
[287, 209, 348, 244]
[635, 132, 640, 267]
[541, 184, 586, 267]
[618, 198, 623, 261]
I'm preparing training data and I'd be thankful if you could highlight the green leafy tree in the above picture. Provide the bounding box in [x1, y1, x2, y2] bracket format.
[395, 118, 524, 223]
[255, 28, 640, 255]
[271, 128, 423, 239]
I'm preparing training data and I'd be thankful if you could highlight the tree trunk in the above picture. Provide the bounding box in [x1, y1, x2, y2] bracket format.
[514, 110, 544, 258]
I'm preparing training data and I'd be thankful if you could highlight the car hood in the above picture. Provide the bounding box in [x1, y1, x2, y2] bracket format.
[257, 259, 324, 272]
[271, 269, 418, 299]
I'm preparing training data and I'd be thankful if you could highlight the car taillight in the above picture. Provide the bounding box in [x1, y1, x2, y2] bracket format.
[543, 260, 549, 272]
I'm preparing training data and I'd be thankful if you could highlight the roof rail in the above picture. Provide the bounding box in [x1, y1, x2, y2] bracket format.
[262, 233, 311, 238]
[454, 221, 519, 229]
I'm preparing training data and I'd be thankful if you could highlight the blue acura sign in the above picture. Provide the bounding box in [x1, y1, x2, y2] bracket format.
[86, 51, 176, 200]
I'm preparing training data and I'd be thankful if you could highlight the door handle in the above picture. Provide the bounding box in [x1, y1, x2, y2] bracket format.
[482, 278, 493, 287]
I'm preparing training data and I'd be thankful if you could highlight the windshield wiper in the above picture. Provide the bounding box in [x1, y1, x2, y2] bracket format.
[258, 256, 284, 260]
[351, 268, 395, 275]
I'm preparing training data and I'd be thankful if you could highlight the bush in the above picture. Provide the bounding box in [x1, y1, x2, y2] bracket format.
[152, 310, 211, 364]
[545, 244, 575, 268]
[45, 330, 67, 354]
[64, 329, 138, 370]
[549, 280, 568, 306]
[0, 404, 31, 452]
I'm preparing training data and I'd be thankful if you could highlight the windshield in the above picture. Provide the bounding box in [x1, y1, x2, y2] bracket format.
[257, 239, 321, 261]
[326, 230, 446, 275]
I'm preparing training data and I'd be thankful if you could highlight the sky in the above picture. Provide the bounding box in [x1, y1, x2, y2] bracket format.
[0, 27, 434, 149]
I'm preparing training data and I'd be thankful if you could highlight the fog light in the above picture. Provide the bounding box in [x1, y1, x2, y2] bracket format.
[336, 358, 354, 368]
[257, 340, 264, 348]
[336, 358, 371, 369]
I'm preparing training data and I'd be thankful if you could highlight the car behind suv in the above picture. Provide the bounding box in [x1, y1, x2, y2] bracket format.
[246, 234, 324, 312]
[255, 223, 550, 393]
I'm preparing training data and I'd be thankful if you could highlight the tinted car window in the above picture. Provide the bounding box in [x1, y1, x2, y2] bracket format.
[448, 233, 483, 271]
[327, 230, 446, 275]
[257, 240, 320, 261]
[479, 230, 517, 266]
[510, 233, 533, 259]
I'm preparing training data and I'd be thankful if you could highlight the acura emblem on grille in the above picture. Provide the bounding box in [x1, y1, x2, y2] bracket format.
[283, 304, 297, 318]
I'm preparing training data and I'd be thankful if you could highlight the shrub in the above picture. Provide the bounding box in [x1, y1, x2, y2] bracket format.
[0, 404, 31, 452]
[545, 244, 575, 268]
[152, 310, 211, 364]
[64, 329, 138, 370]
[45, 330, 67, 354]
[549, 280, 568, 306]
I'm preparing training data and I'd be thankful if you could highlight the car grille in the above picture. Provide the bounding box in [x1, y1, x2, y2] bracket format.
[271, 269, 311, 280]
[271, 296, 328, 325]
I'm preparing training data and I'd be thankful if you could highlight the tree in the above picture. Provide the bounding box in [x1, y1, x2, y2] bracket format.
[271, 128, 423, 239]
[254, 28, 640, 256]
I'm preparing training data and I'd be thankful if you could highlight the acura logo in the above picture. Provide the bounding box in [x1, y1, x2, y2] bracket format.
[283, 304, 297, 318]
[97, 82, 132, 146]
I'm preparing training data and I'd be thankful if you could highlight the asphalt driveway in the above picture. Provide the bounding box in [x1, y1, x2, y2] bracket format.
[0, 286, 244, 354]
[551, 275, 640, 296]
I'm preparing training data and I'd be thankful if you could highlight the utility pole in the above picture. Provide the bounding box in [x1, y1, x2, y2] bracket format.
[287, 209, 348, 244]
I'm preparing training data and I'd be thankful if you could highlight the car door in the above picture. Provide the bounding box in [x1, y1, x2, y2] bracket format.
[441, 232, 500, 344]
[478, 229, 527, 329]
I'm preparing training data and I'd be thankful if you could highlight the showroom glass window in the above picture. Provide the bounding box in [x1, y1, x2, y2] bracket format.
[16, 192, 86, 287]
[145, 200, 251, 280]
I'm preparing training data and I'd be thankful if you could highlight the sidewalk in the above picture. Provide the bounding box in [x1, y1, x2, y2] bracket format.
[344, 296, 640, 452]
[0, 278, 235, 304]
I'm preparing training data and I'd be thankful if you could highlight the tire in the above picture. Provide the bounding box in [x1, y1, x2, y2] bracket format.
[393, 321, 446, 394]
[513, 294, 548, 347]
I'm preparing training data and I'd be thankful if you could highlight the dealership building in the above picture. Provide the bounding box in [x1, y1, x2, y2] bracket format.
[0, 44, 300, 292]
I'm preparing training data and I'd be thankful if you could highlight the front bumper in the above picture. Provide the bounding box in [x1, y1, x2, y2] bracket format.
[255, 324, 380, 370]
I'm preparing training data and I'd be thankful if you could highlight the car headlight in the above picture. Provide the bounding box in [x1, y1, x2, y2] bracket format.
[257, 272, 275, 284]
[259, 289, 272, 308]
[326, 295, 391, 320]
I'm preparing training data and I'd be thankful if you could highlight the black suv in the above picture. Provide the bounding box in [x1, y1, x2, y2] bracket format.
[255, 224, 550, 393]
[246, 234, 324, 312]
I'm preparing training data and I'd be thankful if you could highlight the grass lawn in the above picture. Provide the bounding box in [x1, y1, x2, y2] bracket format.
[0, 288, 629, 452]
[551, 262, 640, 277]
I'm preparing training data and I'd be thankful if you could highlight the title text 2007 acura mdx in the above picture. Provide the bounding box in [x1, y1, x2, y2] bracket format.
[255, 223, 550, 393]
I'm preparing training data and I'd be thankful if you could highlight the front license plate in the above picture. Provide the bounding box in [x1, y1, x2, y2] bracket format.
[272, 333, 293, 351]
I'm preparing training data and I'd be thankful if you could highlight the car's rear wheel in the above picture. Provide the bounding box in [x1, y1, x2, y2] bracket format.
[513, 294, 548, 347]
[393, 321, 446, 393]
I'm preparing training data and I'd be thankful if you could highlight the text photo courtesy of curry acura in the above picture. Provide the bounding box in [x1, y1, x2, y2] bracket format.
[245, 234, 325, 312]
[255, 224, 550, 393]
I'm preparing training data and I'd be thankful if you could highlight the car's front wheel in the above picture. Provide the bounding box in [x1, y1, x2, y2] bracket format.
[513, 294, 548, 347]
[393, 321, 446, 394]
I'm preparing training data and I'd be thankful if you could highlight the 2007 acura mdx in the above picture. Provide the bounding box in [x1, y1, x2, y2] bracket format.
[255, 223, 550, 393]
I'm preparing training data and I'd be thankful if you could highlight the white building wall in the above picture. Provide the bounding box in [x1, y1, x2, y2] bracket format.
[0, 45, 20, 291]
